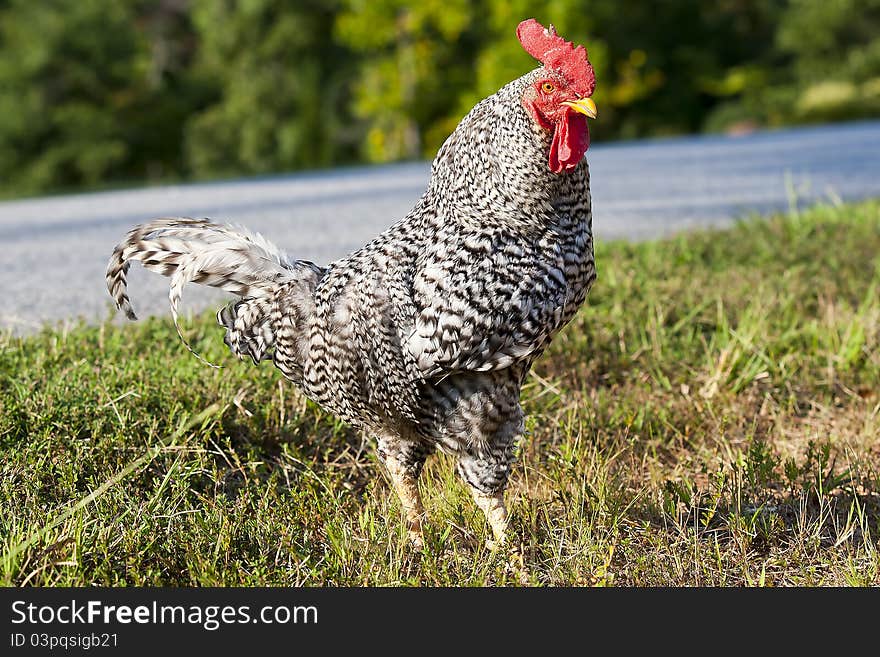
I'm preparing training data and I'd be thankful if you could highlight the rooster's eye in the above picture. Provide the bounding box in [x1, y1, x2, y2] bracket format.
[541, 81, 555, 94]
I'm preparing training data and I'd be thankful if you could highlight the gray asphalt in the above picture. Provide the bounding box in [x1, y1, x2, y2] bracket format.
[2, 119, 879, 334]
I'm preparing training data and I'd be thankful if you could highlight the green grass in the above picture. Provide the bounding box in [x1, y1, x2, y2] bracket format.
[2, 199, 879, 586]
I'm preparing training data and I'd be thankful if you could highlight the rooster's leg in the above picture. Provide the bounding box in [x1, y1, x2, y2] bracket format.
[377, 437, 432, 548]
[470, 488, 508, 550]
[457, 444, 515, 550]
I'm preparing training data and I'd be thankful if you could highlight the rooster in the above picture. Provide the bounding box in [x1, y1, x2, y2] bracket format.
[106, 19, 598, 549]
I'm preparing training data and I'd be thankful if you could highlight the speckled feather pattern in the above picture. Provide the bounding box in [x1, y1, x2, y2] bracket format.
[107, 67, 595, 497]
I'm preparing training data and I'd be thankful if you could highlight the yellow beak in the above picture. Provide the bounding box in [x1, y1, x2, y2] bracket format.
[563, 97, 598, 119]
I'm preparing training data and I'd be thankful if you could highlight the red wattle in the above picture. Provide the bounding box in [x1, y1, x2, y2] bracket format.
[548, 110, 590, 173]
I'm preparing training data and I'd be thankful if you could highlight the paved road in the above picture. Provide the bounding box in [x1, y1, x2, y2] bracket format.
[2, 119, 879, 333]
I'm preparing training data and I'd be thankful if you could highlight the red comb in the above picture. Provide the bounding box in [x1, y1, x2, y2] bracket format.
[516, 19, 595, 97]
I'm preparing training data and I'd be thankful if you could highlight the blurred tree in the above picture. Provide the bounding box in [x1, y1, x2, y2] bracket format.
[776, 0, 880, 123]
[185, 0, 358, 178]
[0, 0, 146, 194]
[132, 0, 208, 180]
[335, 0, 786, 157]
[0, 0, 200, 195]
[452, 1, 613, 142]
[335, 0, 482, 161]
[588, 0, 782, 138]
[0, 0, 876, 197]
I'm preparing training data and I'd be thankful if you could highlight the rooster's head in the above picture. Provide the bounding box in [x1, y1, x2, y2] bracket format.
[517, 19, 597, 174]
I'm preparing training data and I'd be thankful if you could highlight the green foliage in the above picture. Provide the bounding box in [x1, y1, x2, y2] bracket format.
[185, 0, 359, 177]
[0, 0, 144, 194]
[776, 0, 880, 122]
[335, 0, 480, 161]
[0, 0, 206, 195]
[0, 0, 878, 196]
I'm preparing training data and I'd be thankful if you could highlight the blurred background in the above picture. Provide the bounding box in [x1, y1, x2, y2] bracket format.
[2, 0, 879, 332]
[2, 0, 879, 199]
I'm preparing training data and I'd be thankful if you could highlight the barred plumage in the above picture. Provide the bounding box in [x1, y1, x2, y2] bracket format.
[107, 19, 598, 548]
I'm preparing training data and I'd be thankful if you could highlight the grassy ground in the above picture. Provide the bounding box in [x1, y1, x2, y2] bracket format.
[1, 200, 879, 586]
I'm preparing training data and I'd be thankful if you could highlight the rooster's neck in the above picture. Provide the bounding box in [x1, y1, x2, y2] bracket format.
[424, 69, 589, 234]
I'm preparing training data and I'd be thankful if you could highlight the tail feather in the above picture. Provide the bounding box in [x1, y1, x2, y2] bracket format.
[217, 297, 275, 365]
[107, 218, 293, 320]
[106, 217, 321, 369]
